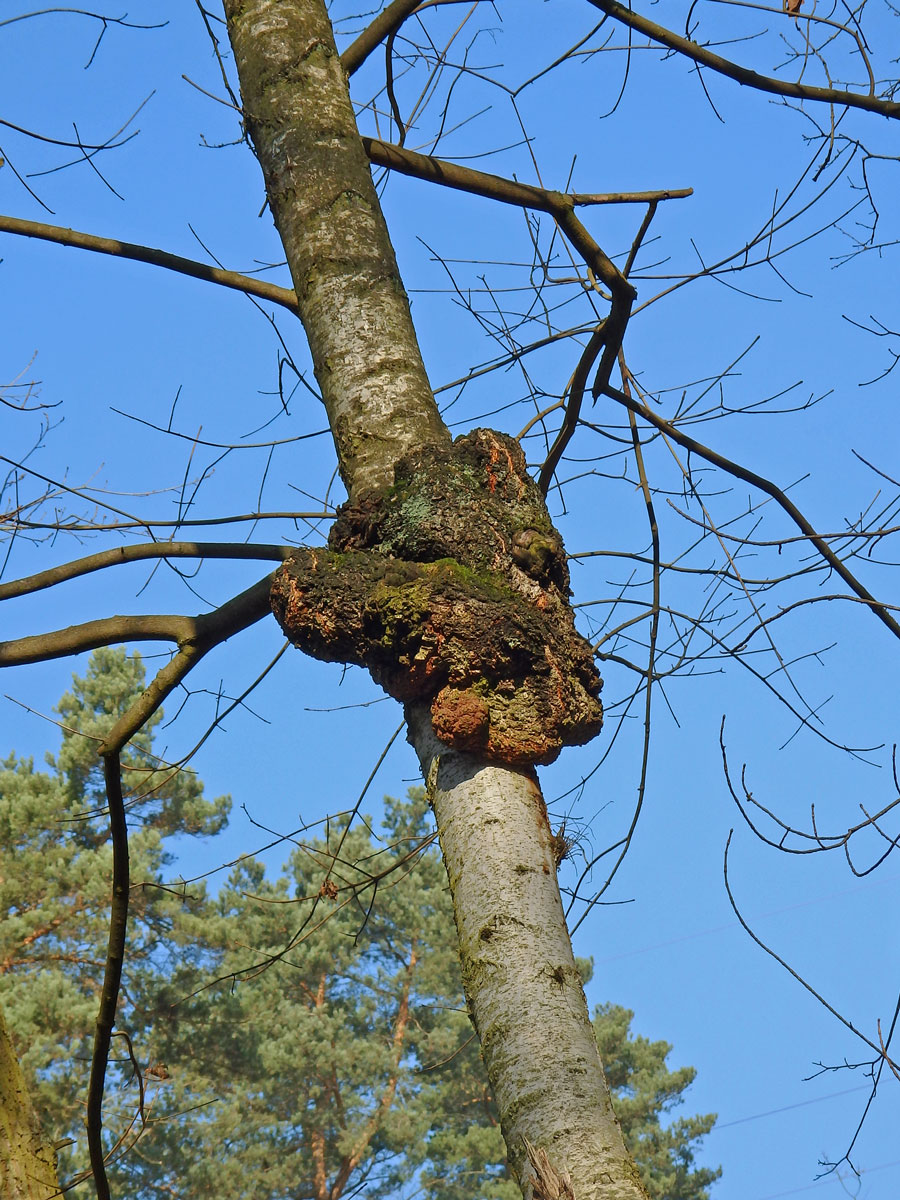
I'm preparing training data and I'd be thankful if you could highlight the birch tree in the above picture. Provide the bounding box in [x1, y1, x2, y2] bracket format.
[1, 1, 899, 1198]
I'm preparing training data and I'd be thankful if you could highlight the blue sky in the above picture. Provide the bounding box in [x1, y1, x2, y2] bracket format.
[2, 2, 899, 1197]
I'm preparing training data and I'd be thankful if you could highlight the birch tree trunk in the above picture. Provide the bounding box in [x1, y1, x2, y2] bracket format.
[224, 0, 448, 499]
[0, 1001, 60, 1200]
[223, 2, 649, 1196]
[407, 708, 647, 1200]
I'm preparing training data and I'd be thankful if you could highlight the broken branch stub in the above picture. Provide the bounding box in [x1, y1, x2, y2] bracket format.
[270, 429, 603, 765]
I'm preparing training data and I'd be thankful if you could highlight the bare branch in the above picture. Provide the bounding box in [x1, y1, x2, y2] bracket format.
[0, 572, 274, 667]
[99, 643, 212, 757]
[85, 750, 129, 1200]
[0, 541, 290, 601]
[721, 725, 900, 874]
[586, 0, 900, 119]
[0, 615, 196, 666]
[362, 138, 644, 425]
[341, 0, 424, 75]
[724, 830, 900, 1070]
[598, 382, 900, 644]
[0, 213, 299, 312]
[569, 356, 662, 929]
[363, 136, 691, 211]
[538, 327, 606, 496]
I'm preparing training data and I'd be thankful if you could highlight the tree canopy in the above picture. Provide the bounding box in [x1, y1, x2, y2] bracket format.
[1, 650, 718, 1199]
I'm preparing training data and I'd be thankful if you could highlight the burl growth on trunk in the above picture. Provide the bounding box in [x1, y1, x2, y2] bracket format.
[270, 429, 602, 766]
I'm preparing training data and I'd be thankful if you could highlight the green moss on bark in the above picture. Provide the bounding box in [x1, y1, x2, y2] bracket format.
[271, 429, 602, 766]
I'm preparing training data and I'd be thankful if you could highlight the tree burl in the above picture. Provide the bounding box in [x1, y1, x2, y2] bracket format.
[270, 429, 603, 765]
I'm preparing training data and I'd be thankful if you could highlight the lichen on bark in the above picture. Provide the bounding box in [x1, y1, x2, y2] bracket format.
[270, 429, 602, 765]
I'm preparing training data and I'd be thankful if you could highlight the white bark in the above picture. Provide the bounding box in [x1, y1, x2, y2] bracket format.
[225, 4, 650, 1195]
[407, 705, 649, 1200]
[224, 0, 449, 499]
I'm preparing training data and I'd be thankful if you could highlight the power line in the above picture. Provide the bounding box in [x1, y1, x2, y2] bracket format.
[711, 1084, 871, 1132]
[754, 1157, 900, 1200]
[594, 873, 899, 967]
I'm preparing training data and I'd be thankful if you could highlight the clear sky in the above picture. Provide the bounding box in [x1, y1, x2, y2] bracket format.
[2, 3, 899, 1198]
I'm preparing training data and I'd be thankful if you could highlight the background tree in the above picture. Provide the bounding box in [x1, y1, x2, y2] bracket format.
[1, 1003, 59, 1200]
[0, 649, 228, 1153]
[1, 1, 899, 1197]
[1, 653, 718, 1199]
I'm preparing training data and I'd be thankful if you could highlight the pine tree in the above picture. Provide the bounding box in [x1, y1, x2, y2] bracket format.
[0, 647, 228, 1173]
[1, 654, 718, 1197]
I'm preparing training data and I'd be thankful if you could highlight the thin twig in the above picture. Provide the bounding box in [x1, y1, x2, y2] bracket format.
[586, 0, 900, 119]
[598, 383, 900, 644]
[723, 830, 899, 1069]
[85, 751, 129, 1200]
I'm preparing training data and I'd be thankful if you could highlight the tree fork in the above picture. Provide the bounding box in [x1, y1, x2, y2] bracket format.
[224, 2, 648, 1195]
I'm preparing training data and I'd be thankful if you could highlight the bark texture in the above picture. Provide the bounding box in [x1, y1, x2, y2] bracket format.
[225, 2, 649, 1196]
[0, 1002, 59, 1200]
[224, 0, 449, 498]
[407, 707, 647, 1200]
[271, 429, 603, 765]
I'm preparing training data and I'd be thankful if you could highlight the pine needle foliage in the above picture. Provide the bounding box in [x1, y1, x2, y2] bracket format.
[0, 651, 719, 1198]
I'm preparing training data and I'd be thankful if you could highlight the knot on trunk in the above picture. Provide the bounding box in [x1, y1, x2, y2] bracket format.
[270, 429, 602, 765]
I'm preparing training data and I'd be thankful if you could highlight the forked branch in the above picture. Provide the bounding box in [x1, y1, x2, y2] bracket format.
[598, 382, 900, 645]
[0, 572, 274, 667]
[586, 0, 900, 119]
